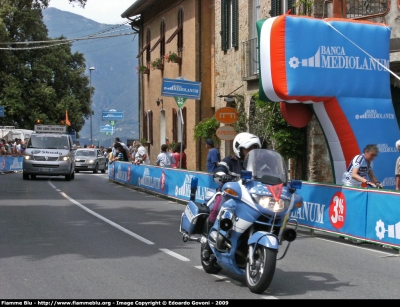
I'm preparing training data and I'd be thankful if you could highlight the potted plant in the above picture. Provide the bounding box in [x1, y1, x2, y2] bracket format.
[136, 65, 149, 74]
[165, 51, 181, 64]
[151, 58, 164, 70]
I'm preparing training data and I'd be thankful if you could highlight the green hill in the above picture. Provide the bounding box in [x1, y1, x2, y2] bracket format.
[43, 7, 139, 147]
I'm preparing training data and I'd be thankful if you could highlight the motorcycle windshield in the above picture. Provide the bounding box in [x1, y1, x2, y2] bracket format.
[243, 149, 288, 185]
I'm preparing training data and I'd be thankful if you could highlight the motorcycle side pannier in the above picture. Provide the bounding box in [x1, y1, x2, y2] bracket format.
[180, 201, 210, 235]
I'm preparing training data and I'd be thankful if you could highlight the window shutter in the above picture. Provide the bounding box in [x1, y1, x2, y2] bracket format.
[182, 107, 187, 146]
[287, 0, 296, 14]
[270, 0, 281, 17]
[232, 0, 239, 48]
[221, 0, 228, 51]
[172, 108, 178, 143]
[143, 111, 148, 142]
[148, 110, 153, 145]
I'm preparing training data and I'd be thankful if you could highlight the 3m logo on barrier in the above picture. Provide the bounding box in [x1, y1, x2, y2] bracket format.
[115, 164, 128, 182]
[382, 177, 396, 187]
[288, 46, 389, 71]
[329, 192, 346, 229]
[355, 110, 395, 120]
[375, 219, 400, 241]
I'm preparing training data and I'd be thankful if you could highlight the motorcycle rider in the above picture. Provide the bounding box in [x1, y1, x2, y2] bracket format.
[202, 132, 262, 260]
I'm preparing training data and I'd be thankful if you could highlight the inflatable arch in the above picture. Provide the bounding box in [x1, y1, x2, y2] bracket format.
[258, 15, 400, 189]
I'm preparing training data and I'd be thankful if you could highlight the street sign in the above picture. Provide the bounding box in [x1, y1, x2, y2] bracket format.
[0, 106, 4, 117]
[34, 125, 67, 133]
[215, 107, 239, 124]
[174, 97, 187, 108]
[100, 125, 114, 133]
[216, 125, 237, 141]
[161, 78, 201, 100]
[102, 110, 124, 121]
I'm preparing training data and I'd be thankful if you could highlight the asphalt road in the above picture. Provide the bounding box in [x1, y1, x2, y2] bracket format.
[0, 171, 399, 299]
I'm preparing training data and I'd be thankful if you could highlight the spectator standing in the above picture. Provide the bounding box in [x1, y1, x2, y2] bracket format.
[156, 144, 175, 167]
[205, 139, 220, 173]
[395, 140, 400, 190]
[132, 140, 150, 165]
[111, 143, 129, 162]
[115, 137, 129, 152]
[171, 142, 187, 169]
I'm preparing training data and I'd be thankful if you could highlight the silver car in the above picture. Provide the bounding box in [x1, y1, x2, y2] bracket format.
[74, 148, 106, 173]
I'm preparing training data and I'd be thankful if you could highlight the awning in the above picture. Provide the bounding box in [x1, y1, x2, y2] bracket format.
[136, 42, 150, 58]
[166, 25, 182, 44]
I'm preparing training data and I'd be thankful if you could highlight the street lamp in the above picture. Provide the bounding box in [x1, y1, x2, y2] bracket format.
[89, 66, 95, 145]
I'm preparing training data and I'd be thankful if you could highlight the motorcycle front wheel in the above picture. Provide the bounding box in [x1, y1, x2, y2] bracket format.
[200, 243, 222, 274]
[245, 246, 277, 294]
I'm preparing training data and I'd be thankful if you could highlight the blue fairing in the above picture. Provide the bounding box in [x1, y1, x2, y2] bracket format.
[248, 231, 279, 250]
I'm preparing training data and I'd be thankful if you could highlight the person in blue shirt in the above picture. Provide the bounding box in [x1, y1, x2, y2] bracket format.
[205, 139, 220, 173]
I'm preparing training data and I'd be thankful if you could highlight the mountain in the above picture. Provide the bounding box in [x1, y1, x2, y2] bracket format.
[43, 7, 139, 147]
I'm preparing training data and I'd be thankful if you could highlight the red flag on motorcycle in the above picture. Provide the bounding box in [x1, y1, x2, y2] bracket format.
[267, 183, 284, 202]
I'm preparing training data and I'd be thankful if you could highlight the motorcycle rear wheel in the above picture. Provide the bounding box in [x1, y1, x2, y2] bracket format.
[245, 246, 277, 294]
[200, 243, 222, 274]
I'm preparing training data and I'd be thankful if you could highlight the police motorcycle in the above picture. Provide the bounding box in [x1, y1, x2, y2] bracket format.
[180, 149, 303, 294]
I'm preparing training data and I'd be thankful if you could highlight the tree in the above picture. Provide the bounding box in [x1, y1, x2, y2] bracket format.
[0, 0, 91, 136]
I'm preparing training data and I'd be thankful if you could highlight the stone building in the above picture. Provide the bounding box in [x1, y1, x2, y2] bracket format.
[121, 0, 215, 171]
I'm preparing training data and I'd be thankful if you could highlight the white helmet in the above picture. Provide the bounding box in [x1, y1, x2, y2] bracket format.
[233, 132, 261, 159]
[396, 140, 400, 148]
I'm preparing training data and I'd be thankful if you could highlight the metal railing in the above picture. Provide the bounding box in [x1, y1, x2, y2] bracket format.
[242, 38, 259, 79]
[346, 0, 388, 18]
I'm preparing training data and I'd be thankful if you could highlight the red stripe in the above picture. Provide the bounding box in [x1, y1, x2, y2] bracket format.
[270, 16, 288, 98]
[324, 98, 360, 166]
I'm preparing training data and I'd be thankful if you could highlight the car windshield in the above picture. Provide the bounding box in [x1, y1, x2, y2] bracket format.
[27, 134, 69, 149]
[76, 150, 96, 157]
[243, 149, 288, 185]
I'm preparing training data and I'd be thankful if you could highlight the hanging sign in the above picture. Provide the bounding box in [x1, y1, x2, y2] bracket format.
[215, 107, 239, 124]
[216, 126, 237, 141]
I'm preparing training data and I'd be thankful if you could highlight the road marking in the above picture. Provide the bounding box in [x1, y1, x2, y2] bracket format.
[315, 237, 393, 256]
[159, 248, 190, 261]
[48, 180, 155, 245]
[261, 296, 278, 299]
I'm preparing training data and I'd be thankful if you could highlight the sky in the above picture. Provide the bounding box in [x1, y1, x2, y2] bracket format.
[48, 0, 137, 24]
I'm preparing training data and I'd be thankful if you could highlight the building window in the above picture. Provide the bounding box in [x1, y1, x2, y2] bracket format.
[146, 28, 151, 64]
[160, 109, 166, 146]
[221, 0, 238, 51]
[250, 0, 261, 39]
[172, 107, 187, 144]
[166, 7, 184, 51]
[172, 108, 178, 143]
[149, 19, 166, 60]
[143, 111, 148, 142]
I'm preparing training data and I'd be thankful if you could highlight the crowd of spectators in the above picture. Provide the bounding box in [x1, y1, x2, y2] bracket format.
[0, 138, 27, 156]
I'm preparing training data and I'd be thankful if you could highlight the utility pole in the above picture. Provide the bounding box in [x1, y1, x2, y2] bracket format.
[89, 66, 95, 145]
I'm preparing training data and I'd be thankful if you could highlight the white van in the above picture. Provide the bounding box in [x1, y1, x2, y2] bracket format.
[23, 133, 76, 181]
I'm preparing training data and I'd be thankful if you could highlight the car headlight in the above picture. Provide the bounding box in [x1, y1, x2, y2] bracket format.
[251, 195, 290, 212]
[88, 160, 94, 163]
[62, 156, 69, 161]
[24, 155, 33, 160]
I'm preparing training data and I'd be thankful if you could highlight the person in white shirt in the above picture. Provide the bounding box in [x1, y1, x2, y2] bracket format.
[156, 144, 175, 167]
[132, 140, 150, 165]
[342, 144, 382, 188]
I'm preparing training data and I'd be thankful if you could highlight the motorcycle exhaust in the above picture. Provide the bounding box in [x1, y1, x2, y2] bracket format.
[282, 228, 297, 242]
[219, 209, 235, 231]
[182, 233, 206, 243]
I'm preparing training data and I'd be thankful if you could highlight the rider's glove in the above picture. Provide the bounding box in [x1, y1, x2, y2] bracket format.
[375, 182, 384, 189]
[365, 180, 377, 188]
[213, 172, 232, 184]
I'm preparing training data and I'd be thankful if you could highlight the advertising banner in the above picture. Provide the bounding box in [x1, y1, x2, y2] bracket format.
[111, 162, 219, 203]
[0, 156, 5, 171]
[161, 78, 202, 100]
[0, 156, 23, 171]
[292, 183, 368, 239]
[366, 190, 400, 247]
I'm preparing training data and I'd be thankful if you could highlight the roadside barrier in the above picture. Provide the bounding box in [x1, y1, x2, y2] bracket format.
[109, 162, 400, 250]
[0, 156, 23, 172]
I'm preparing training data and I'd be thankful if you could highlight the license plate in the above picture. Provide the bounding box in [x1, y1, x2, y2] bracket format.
[76, 163, 82, 166]
[39, 168, 52, 172]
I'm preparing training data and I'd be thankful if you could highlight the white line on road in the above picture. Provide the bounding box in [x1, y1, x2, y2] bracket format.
[48, 180, 155, 245]
[314, 237, 393, 256]
[159, 248, 190, 261]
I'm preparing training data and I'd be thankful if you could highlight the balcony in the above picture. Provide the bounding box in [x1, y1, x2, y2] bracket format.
[345, 0, 389, 19]
[242, 38, 259, 80]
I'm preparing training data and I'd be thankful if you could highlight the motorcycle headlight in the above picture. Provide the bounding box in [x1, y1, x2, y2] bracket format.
[273, 199, 290, 212]
[251, 194, 290, 212]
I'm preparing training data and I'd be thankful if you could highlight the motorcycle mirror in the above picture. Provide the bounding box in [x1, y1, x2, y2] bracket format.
[289, 180, 302, 190]
[241, 170, 252, 180]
